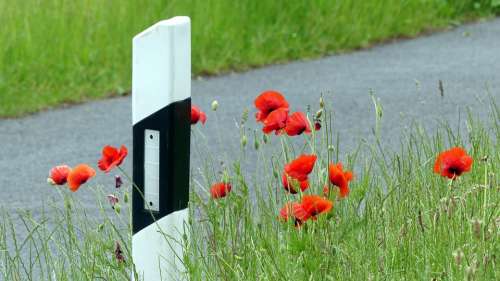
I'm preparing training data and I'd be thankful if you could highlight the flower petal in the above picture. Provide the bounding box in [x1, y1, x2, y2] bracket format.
[67, 164, 96, 192]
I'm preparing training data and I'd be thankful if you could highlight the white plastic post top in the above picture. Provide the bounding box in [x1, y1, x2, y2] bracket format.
[132, 16, 191, 125]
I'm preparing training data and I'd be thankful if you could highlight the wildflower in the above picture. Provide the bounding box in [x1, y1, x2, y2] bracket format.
[433, 147, 473, 179]
[328, 162, 353, 198]
[210, 182, 232, 199]
[294, 195, 333, 221]
[115, 175, 123, 189]
[254, 90, 289, 123]
[262, 108, 288, 135]
[284, 112, 311, 136]
[282, 154, 317, 194]
[191, 105, 207, 125]
[279, 202, 303, 227]
[67, 164, 96, 192]
[211, 100, 219, 111]
[114, 241, 125, 263]
[98, 145, 128, 173]
[279, 202, 298, 221]
[314, 121, 321, 131]
[47, 165, 72, 185]
[107, 194, 119, 207]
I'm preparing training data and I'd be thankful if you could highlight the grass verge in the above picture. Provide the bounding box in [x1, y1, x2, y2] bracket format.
[0, 91, 498, 280]
[0, 0, 499, 117]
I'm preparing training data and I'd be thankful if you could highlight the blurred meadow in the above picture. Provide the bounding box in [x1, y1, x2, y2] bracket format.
[0, 0, 498, 117]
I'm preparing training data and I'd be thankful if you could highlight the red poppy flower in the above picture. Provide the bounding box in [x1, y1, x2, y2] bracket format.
[48, 165, 72, 185]
[67, 164, 96, 192]
[262, 108, 288, 135]
[279, 202, 305, 227]
[254, 90, 289, 123]
[294, 195, 333, 222]
[191, 105, 207, 125]
[328, 162, 353, 198]
[433, 147, 473, 179]
[282, 174, 309, 194]
[279, 202, 300, 222]
[98, 145, 128, 173]
[210, 182, 232, 199]
[285, 112, 311, 136]
[282, 154, 317, 193]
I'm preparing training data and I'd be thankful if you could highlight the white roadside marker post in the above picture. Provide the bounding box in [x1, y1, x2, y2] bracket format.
[131, 16, 191, 281]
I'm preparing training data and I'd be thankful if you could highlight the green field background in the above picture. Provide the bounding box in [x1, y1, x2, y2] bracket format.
[0, 0, 497, 117]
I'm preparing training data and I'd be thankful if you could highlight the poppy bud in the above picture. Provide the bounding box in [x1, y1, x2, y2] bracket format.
[262, 134, 269, 144]
[328, 145, 334, 152]
[273, 169, 279, 179]
[211, 100, 219, 111]
[315, 109, 323, 119]
[98, 223, 105, 232]
[319, 96, 325, 108]
[114, 204, 121, 214]
[123, 192, 129, 203]
[115, 175, 123, 189]
[241, 135, 248, 147]
[314, 122, 321, 131]
[65, 200, 72, 210]
[254, 134, 260, 150]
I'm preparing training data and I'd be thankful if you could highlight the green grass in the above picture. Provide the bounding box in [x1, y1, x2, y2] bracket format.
[1, 92, 498, 280]
[0, 0, 498, 117]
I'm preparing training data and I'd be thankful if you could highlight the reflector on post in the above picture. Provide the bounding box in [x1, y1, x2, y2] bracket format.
[132, 16, 191, 281]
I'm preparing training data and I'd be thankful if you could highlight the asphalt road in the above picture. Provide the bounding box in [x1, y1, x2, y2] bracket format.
[0, 18, 499, 265]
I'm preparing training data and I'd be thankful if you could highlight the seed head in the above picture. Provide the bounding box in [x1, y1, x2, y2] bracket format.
[319, 96, 325, 108]
[114, 241, 125, 263]
[452, 248, 464, 265]
[471, 218, 483, 239]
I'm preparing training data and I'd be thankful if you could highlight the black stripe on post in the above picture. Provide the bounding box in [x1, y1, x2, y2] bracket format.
[132, 97, 191, 234]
